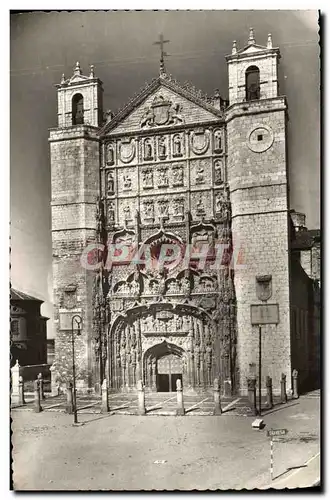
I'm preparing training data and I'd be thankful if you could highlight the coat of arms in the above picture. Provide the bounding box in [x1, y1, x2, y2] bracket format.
[256, 275, 272, 301]
[119, 138, 135, 163]
[140, 95, 184, 128]
[191, 129, 210, 155]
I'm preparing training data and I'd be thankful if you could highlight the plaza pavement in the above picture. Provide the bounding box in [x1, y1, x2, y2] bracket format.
[11, 391, 320, 491]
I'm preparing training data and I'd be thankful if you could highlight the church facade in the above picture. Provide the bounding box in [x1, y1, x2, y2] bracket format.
[50, 30, 311, 396]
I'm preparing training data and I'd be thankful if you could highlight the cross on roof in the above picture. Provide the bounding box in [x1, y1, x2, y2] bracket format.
[153, 34, 170, 76]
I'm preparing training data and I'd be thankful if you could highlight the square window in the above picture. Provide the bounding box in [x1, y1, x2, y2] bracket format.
[257, 134, 263, 142]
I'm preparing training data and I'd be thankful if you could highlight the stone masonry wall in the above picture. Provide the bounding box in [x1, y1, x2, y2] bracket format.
[226, 99, 291, 395]
[50, 128, 100, 391]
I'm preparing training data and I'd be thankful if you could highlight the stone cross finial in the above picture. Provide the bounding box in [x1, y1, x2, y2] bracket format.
[232, 40, 237, 55]
[74, 61, 82, 75]
[90, 64, 95, 78]
[153, 34, 170, 77]
[267, 33, 273, 49]
[248, 27, 255, 45]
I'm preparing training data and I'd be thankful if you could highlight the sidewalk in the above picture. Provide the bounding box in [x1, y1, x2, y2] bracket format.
[266, 452, 320, 489]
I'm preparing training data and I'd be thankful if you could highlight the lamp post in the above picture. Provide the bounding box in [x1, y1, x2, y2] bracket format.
[71, 314, 82, 424]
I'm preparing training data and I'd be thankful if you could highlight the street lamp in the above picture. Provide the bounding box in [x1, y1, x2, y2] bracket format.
[71, 314, 82, 424]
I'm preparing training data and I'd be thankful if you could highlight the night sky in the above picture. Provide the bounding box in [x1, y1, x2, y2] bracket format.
[10, 10, 320, 336]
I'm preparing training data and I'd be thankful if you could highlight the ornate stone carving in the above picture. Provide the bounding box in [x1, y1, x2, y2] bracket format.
[142, 169, 153, 189]
[172, 165, 184, 186]
[123, 174, 132, 190]
[143, 200, 154, 221]
[190, 129, 210, 155]
[157, 168, 169, 188]
[108, 201, 115, 223]
[173, 134, 183, 157]
[158, 199, 169, 218]
[106, 142, 114, 165]
[119, 138, 136, 163]
[213, 129, 223, 153]
[196, 196, 205, 216]
[196, 164, 205, 184]
[158, 136, 167, 159]
[123, 205, 132, 221]
[143, 138, 153, 161]
[172, 198, 184, 221]
[107, 171, 115, 196]
[214, 160, 223, 185]
[140, 95, 184, 128]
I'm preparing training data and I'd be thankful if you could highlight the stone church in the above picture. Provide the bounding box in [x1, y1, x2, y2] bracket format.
[50, 29, 320, 397]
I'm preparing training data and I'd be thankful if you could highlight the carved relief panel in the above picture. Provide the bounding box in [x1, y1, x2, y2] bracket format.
[105, 141, 115, 166]
[141, 168, 154, 189]
[117, 137, 136, 165]
[172, 133, 185, 158]
[171, 163, 185, 187]
[190, 191, 212, 220]
[190, 128, 211, 157]
[213, 128, 225, 154]
[118, 198, 137, 223]
[117, 167, 135, 193]
[190, 159, 212, 188]
[214, 159, 225, 186]
[106, 170, 115, 197]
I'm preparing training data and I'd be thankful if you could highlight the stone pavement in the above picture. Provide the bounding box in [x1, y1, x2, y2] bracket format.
[11, 391, 320, 490]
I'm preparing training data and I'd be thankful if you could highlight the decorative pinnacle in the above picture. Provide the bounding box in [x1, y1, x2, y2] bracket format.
[61, 73, 65, 84]
[90, 64, 95, 78]
[267, 33, 273, 49]
[74, 61, 82, 75]
[248, 27, 255, 45]
[232, 40, 237, 55]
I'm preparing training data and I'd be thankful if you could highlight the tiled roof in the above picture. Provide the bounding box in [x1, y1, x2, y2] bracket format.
[10, 288, 43, 303]
[291, 229, 321, 250]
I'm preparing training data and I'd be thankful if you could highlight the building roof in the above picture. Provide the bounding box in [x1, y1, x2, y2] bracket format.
[291, 229, 321, 250]
[10, 288, 43, 303]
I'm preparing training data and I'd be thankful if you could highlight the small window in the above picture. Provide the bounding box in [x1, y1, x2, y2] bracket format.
[245, 66, 260, 101]
[257, 134, 263, 142]
[72, 93, 84, 125]
[11, 320, 19, 336]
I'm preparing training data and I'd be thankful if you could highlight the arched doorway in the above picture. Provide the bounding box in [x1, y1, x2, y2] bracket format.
[158, 354, 183, 392]
[143, 341, 185, 392]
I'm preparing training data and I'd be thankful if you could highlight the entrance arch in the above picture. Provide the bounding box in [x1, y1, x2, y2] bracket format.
[144, 341, 185, 392]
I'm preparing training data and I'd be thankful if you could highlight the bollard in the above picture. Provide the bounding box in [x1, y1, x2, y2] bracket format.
[18, 376, 25, 405]
[292, 369, 299, 399]
[280, 373, 287, 404]
[50, 364, 59, 396]
[247, 377, 257, 416]
[265, 376, 273, 409]
[11, 360, 20, 401]
[34, 379, 42, 413]
[101, 379, 110, 413]
[176, 379, 185, 416]
[137, 380, 146, 415]
[213, 378, 222, 415]
[38, 373, 45, 400]
[66, 382, 74, 414]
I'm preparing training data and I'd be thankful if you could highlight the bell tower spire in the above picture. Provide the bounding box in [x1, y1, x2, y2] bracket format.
[153, 34, 170, 77]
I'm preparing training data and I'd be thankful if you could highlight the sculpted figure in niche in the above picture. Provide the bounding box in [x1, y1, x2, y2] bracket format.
[196, 197, 205, 214]
[107, 171, 115, 194]
[107, 143, 114, 165]
[144, 201, 154, 219]
[176, 315, 183, 329]
[123, 205, 131, 220]
[108, 202, 115, 222]
[173, 135, 182, 156]
[215, 191, 225, 212]
[158, 137, 167, 158]
[214, 160, 223, 185]
[173, 167, 183, 186]
[143, 170, 153, 188]
[173, 199, 184, 215]
[144, 139, 153, 160]
[158, 169, 168, 186]
[214, 131, 222, 152]
[158, 200, 169, 217]
[123, 174, 132, 190]
[196, 165, 205, 184]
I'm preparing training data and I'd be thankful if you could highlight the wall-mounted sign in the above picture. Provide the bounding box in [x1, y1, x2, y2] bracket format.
[250, 304, 279, 325]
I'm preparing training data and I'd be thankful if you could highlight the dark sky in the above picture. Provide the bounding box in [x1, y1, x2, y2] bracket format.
[10, 10, 320, 334]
